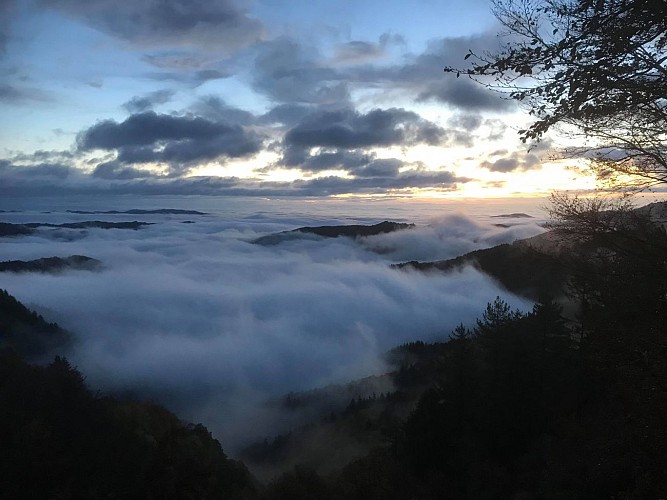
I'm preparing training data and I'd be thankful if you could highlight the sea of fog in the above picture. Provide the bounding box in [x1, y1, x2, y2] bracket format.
[0, 195, 548, 451]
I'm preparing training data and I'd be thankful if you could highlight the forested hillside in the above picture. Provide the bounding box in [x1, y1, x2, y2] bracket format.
[0, 350, 256, 499]
[0, 288, 70, 362]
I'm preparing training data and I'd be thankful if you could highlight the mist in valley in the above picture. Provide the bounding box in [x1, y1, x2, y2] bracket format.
[0, 202, 543, 451]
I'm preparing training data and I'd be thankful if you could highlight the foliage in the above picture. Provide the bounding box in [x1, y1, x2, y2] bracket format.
[546, 193, 667, 336]
[259, 283, 667, 498]
[0, 349, 256, 499]
[447, 0, 667, 190]
[0, 288, 70, 361]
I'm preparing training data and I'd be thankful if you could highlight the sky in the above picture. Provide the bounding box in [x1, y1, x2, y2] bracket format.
[0, 0, 595, 200]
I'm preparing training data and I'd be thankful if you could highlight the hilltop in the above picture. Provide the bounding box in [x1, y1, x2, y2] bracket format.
[253, 221, 415, 245]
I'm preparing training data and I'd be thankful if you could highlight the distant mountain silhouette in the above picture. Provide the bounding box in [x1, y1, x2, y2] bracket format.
[24, 221, 152, 230]
[0, 221, 153, 236]
[395, 241, 564, 300]
[66, 209, 207, 215]
[254, 221, 415, 245]
[396, 201, 667, 300]
[0, 255, 102, 274]
[490, 213, 534, 218]
[0, 222, 34, 237]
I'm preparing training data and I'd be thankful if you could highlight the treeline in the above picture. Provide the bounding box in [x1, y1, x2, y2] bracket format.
[257, 293, 667, 499]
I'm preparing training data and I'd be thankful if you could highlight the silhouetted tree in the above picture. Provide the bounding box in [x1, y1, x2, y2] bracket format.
[448, 0, 667, 190]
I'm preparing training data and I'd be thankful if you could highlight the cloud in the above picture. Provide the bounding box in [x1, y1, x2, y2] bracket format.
[122, 89, 175, 113]
[0, 162, 471, 197]
[417, 77, 514, 111]
[142, 53, 207, 69]
[78, 111, 264, 173]
[448, 113, 484, 131]
[79, 112, 228, 150]
[252, 37, 349, 105]
[248, 31, 512, 112]
[0, 160, 75, 179]
[190, 96, 256, 126]
[0, 84, 53, 104]
[283, 107, 446, 155]
[92, 161, 155, 180]
[296, 150, 373, 173]
[0, 0, 16, 55]
[2, 102, 471, 197]
[40, 0, 263, 52]
[0, 209, 533, 449]
[345, 30, 515, 112]
[361, 213, 546, 262]
[277, 107, 449, 177]
[285, 152, 410, 180]
[291, 169, 469, 196]
[330, 33, 404, 66]
[481, 151, 542, 173]
[146, 68, 231, 86]
[332, 40, 385, 64]
[258, 104, 314, 127]
[8, 149, 75, 163]
[349, 158, 403, 178]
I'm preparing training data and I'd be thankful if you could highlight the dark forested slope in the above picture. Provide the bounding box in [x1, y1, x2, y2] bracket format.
[0, 351, 256, 499]
[0, 289, 70, 361]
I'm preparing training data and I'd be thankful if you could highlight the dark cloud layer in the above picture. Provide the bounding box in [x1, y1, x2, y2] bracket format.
[283, 107, 445, 160]
[92, 161, 155, 180]
[346, 31, 515, 113]
[481, 151, 542, 173]
[297, 150, 372, 173]
[122, 89, 174, 113]
[253, 38, 350, 105]
[292, 169, 467, 196]
[191, 96, 256, 126]
[0, 159, 470, 197]
[417, 77, 514, 112]
[258, 104, 313, 127]
[274, 107, 450, 178]
[0, 160, 74, 179]
[40, 0, 263, 51]
[247, 31, 512, 113]
[78, 111, 263, 171]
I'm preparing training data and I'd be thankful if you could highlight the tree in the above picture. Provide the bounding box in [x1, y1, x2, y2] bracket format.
[447, 0, 667, 190]
[449, 322, 472, 340]
[476, 296, 520, 334]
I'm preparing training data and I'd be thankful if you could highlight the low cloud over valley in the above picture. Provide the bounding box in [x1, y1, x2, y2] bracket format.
[0, 205, 542, 449]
